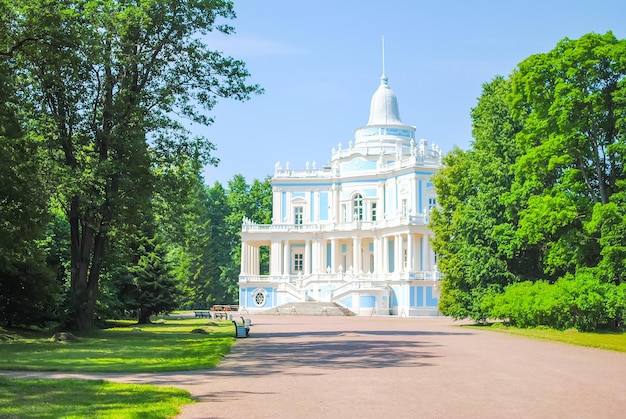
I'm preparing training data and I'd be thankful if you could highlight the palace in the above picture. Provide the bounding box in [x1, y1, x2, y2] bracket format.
[238, 70, 443, 316]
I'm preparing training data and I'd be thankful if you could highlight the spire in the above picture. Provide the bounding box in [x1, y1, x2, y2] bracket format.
[382, 35, 386, 80]
[381, 36, 389, 85]
[367, 36, 402, 125]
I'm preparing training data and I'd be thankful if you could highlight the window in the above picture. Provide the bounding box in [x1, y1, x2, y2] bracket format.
[294, 207, 303, 225]
[353, 193, 363, 221]
[293, 253, 303, 273]
[403, 248, 408, 269]
[371, 202, 377, 221]
[253, 289, 266, 307]
[342, 204, 348, 222]
[402, 198, 408, 217]
[428, 198, 437, 210]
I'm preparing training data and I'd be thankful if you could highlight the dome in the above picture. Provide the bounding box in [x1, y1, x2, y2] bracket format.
[367, 74, 403, 126]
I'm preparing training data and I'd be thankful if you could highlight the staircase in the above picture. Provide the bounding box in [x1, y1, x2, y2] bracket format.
[262, 301, 354, 316]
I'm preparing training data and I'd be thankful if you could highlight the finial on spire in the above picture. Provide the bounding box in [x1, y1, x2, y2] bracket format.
[380, 36, 388, 85]
[381, 35, 386, 77]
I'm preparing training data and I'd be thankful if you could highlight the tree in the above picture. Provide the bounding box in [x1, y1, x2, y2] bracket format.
[130, 237, 178, 324]
[218, 175, 272, 302]
[509, 32, 626, 282]
[4, 0, 262, 330]
[156, 159, 216, 309]
[431, 77, 523, 321]
[0, 4, 60, 325]
[433, 32, 626, 329]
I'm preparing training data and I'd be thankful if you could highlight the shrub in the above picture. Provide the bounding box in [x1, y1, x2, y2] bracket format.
[492, 273, 623, 331]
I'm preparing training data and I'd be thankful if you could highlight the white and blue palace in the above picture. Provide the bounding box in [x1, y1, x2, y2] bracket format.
[238, 70, 443, 316]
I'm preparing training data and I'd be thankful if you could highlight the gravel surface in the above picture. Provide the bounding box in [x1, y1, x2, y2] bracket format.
[2, 316, 625, 418]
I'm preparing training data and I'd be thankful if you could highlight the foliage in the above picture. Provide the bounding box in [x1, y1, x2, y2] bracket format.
[433, 32, 626, 330]
[220, 175, 272, 301]
[431, 76, 523, 321]
[0, 258, 60, 327]
[490, 272, 626, 331]
[0, 377, 194, 419]
[130, 237, 179, 324]
[1, 0, 262, 330]
[0, 21, 59, 324]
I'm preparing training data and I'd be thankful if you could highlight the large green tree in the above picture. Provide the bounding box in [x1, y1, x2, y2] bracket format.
[433, 32, 626, 327]
[218, 175, 272, 303]
[509, 32, 626, 282]
[0, 3, 60, 325]
[431, 76, 523, 321]
[4, 0, 261, 330]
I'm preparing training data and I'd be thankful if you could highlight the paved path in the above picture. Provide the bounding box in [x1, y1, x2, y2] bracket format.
[3, 316, 626, 418]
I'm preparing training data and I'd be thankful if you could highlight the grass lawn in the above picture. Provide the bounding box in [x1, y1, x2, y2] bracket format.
[0, 316, 235, 372]
[0, 377, 194, 419]
[0, 315, 237, 418]
[467, 323, 626, 353]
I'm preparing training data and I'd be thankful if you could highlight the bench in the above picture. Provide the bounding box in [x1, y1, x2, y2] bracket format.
[194, 311, 211, 318]
[212, 304, 240, 312]
[213, 311, 229, 320]
[232, 318, 250, 338]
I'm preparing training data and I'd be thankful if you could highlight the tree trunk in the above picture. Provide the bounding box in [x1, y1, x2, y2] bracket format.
[137, 308, 152, 324]
[66, 195, 108, 331]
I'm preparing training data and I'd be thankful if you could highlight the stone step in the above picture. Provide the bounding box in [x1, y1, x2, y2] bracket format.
[261, 302, 353, 316]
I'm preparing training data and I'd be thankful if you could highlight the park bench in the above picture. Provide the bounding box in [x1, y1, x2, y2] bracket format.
[194, 311, 211, 318]
[232, 317, 250, 338]
[211, 304, 239, 320]
[212, 304, 239, 312]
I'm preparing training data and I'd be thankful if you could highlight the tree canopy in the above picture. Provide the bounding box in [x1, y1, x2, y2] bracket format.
[1, 0, 262, 330]
[431, 32, 626, 330]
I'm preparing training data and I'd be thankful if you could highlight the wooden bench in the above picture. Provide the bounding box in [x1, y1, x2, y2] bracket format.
[212, 304, 240, 312]
[194, 311, 211, 318]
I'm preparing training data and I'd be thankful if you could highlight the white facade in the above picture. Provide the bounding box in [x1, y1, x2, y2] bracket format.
[239, 72, 443, 316]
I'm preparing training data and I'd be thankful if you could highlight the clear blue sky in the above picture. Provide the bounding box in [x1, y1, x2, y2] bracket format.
[200, 0, 626, 186]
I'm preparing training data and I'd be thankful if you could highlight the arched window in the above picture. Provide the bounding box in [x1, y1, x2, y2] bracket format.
[353, 193, 363, 221]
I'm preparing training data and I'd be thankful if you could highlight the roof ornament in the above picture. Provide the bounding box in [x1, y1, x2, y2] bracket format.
[381, 35, 388, 85]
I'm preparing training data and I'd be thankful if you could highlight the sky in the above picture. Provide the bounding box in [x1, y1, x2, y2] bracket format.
[199, 0, 626, 186]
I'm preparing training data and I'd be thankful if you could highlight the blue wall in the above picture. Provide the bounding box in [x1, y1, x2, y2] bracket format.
[410, 286, 438, 308]
[360, 296, 376, 308]
[320, 192, 328, 220]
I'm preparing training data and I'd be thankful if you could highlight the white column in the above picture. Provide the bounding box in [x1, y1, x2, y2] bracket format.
[407, 233, 413, 271]
[252, 245, 259, 275]
[314, 191, 321, 221]
[270, 240, 281, 276]
[283, 240, 290, 276]
[272, 188, 281, 223]
[382, 236, 389, 274]
[311, 239, 320, 274]
[240, 241, 248, 275]
[373, 237, 383, 274]
[395, 234, 402, 272]
[333, 187, 340, 223]
[304, 240, 311, 275]
[352, 237, 359, 273]
[424, 234, 431, 271]
[246, 244, 252, 275]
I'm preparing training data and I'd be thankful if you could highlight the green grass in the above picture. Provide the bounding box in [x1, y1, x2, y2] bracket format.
[0, 316, 235, 418]
[467, 323, 626, 353]
[0, 377, 194, 419]
[0, 317, 235, 372]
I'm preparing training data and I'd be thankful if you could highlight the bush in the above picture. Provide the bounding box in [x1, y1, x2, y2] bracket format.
[491, 273, 623, 331]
